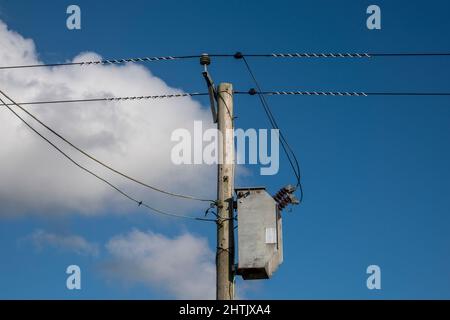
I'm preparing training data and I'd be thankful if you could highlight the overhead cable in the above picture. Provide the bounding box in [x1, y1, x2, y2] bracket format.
[0, 88, 213, 203]
[0, 94, 214, 221]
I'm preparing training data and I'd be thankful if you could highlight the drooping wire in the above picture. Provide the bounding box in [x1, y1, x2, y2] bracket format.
[0, 89, 214, 203]
[242, 58, 301, 180]
[242, 61, 301, 187]
[240, 57, 303, 201]
[0, 95, 214, 222]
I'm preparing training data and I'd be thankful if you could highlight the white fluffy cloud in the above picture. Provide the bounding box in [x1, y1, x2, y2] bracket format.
[104, 229, 215, 299]
[28, 229, 99, 256]
[0, 20, 215, 216]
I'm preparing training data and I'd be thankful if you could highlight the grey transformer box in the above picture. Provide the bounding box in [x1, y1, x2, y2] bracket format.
[235, 187, 283, 280]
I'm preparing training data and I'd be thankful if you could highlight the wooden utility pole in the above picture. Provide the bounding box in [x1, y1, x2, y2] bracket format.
[216, 83, 235, 300]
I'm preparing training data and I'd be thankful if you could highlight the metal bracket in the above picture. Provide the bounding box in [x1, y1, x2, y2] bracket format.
[200, 53, 218, 123]
[202, 70, 218, 123]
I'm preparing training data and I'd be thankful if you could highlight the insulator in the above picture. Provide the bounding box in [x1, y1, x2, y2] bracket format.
[200, 53, 211, 66]
[274, 184, 299, 211]
[278, 197, 289, 210]
[273, 187, 290, 208]
[288, 194, 300, 205]
[273, 192, 282, 202]
[274, 191, 285, 203]
[284, 184, 296, 193]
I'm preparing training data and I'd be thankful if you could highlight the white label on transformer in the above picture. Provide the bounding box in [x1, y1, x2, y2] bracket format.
[265, 228, 277, 244]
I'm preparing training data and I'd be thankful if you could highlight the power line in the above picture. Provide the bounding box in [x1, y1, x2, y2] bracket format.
[0, 86, 446, 205]
[0, 93, 208, 106]
[237, 90, 450, 97]
[0, 88, 214, 203]
[2, 90, 450, 109]
[0, 54, 234, 70]
[236, 52, 450, 58]
[0, 55, 196, 69]
[3, 51, 450, 70]
[0, 95, 214, 222]
[239, 57, 303, 201]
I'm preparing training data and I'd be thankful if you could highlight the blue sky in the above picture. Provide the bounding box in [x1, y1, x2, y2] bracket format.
[1, 0, 450, 299]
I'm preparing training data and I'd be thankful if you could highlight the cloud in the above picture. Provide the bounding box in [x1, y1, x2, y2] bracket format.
[0, 20, 215, 216]
[27, 229, 99, 256]
[103, 229, 215, 299]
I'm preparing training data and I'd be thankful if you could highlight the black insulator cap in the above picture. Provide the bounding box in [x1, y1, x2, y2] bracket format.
[248, 88, 257, 95]
[234, 52, 244, 59]
[200, 54, 211, 66]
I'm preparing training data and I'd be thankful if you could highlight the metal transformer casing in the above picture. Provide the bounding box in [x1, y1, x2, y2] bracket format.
[236, 187, 283, 280]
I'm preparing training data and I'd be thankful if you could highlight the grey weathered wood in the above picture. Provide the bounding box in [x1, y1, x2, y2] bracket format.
[216, 83, 235, 300]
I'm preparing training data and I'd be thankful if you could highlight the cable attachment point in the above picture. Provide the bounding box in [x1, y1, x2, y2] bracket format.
[215, 200, 224, 209]
[234, 52, 244, 59]
[200, 53, 211, 66]
[248, 88, 257, 95]
[205, 202, 218, 218]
